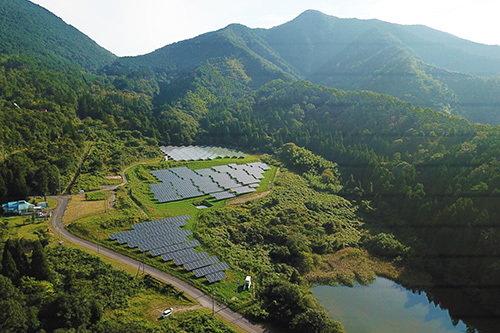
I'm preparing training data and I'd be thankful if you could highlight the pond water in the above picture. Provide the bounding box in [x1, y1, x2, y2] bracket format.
[312, 277, 468, 333]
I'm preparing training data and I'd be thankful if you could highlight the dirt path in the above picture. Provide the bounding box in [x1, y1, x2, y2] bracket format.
[228, 167, 279, 205]
[100, 160, 154, 217]
[228, 191, 270, 205]
[152, 305, 203, 319]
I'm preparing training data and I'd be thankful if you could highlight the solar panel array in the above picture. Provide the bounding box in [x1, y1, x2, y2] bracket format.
[160, 145, 247, 161]
[110, 214, 229, 283]
[150, 162, 270, 203]
[109, 215, 192, 250]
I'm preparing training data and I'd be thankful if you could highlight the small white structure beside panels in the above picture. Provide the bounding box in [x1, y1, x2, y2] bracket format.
[150, 161, 270, 203]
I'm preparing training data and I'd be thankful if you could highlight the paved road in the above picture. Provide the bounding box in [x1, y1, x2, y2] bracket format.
[49, 195, 270, 333]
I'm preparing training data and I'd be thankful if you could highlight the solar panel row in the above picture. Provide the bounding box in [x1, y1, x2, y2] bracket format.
[210, 191, 236, 200]
[231, 186, 256, 195]
[206, 271, 227, 283]
[149, 239, 201, 257]
[160, 145, 246, 162]
[110, 214, 228, 282]
[162, 248, 196, 261]
[174, 251, 208, 266]
[193, 262, 230, 278]
[184, 256, 220, 271]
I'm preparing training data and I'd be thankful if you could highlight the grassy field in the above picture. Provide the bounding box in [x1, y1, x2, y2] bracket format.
[64, 193, 109, 224]
[2, 215, 49, 242]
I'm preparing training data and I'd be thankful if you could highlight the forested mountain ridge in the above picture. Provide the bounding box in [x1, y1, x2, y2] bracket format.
[114, 23, 296, 88]
[111, 9, 500, 125]
[0, 0, 116, 71]
[265, 10, 500, 77]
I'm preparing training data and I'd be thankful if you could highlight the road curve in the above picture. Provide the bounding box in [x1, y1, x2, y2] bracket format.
[49, 195, 270, 333]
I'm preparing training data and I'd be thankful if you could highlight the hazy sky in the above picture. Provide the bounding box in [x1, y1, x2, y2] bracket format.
[31, 0, 500, 57]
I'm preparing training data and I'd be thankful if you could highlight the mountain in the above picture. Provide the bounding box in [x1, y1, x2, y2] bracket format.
[265, 10, 500, 77]
[111, 9, 500, 125]
[115, 23, 297, 88]
[308, 28, 459, 112]
[0, 0, 116, 70]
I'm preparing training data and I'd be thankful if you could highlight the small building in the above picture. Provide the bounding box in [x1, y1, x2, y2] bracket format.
[243, 276, 251, 290]
[2, 200, 34, 215]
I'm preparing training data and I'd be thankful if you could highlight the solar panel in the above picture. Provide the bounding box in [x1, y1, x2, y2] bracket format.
[184, 256, 220, 271]
[162, 248, 196, 261]
[174, 251, 208, 266]
[231, 186, 256, 195]
[206, 271, 227, 283]
[150, 243, 185, 257]
[161, 145, 241, 161]
[150, 239, 200, 256]
[211, 191, 236, 200]
[193, 262, 229, 278]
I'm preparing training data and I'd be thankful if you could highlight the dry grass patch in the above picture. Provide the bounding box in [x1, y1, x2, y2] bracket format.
[63, 193, 108, 224]
[305, 247, 402, 286]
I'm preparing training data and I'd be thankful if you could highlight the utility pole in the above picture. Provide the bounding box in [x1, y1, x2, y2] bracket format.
[96, 230, 100, 254]
[235, 279, 239, 300]
[212, 282, 216, 316]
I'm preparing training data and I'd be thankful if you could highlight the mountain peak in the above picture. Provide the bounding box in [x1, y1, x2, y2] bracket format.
[295, 9, 337, 20]
[0, 0, 116, 70]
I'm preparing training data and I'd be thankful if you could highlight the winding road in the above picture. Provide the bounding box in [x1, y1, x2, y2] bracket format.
[49, 191, 270, 332]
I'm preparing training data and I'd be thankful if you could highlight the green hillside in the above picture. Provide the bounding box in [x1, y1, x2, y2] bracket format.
[115, 24, 296, 88]
[309, 28, 458, 112]
[0, 0, 116, 70]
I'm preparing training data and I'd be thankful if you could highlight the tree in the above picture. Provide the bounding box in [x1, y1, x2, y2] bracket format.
[290, 308, 344, 333]
[11, 239, 29, 276]
[0, 275, 28, 332]
[30, 239, 53, 282]
[0, 250, 20, 282]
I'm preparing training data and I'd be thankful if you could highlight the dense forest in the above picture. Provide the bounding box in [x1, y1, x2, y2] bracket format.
[0, 238, 238, 332]
[194, 80, 500, 320]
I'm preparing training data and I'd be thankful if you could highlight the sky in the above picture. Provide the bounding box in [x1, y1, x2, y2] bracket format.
[31, 0, 500, 57]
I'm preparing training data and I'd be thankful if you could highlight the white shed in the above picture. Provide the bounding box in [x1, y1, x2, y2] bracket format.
[244, 276, 251, 290]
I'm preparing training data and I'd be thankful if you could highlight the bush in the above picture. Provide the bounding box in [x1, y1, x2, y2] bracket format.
[364, 233, 409, 258]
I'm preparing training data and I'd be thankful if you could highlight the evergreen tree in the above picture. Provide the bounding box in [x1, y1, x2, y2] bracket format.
[11, 239, 29, 276]
[30, 239, 53, 282]
[0, 250, 20, 283]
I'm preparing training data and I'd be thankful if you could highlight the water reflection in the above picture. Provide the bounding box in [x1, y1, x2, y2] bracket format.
[312, 277, 468, 333]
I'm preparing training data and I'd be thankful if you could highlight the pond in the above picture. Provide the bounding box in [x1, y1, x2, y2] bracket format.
[312, 277, 468, 333]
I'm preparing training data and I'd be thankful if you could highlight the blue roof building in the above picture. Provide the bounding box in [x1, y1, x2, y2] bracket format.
[2, 200, 34, 215]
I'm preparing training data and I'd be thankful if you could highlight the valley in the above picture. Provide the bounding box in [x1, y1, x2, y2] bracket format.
[2, 1, 500, 332]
